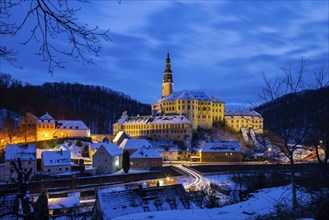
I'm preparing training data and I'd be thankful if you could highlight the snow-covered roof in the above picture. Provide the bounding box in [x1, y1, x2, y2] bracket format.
[119, 138, 151, 151]
[115, 114, 191, 125]
[42, 150, 71, 166]
[225, 109, 263, 119]
[130, 145, 162, 159]
[99, 143, 122, 157]
[55, 120, 89, 130]
[151, 141, 179, 152]
[156, 90, 224, 103]
[90, 142, 103, 151]
[201, 141, 241, 153]
[113, 131, 129, 143]
[39, 113, 54, 120]
[97, 184, 188, 219]
[5, 144, 36, 161]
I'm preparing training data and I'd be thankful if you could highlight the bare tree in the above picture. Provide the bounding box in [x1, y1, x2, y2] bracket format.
[258, 58, 312, 211]
[1, 0, 111, 73]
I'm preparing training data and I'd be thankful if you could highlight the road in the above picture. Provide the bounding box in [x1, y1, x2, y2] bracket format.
[173, 165, 210, 190]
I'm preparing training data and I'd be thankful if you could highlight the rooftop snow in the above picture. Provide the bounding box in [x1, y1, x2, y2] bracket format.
[42, 150, 71, 166]
[130, 145, 162, 159]
[39, 113, 54, 120]
[156, 90, 224, 103]
[225, 109, 262, 117]
[100, 143, 123, 157]
[115, 114, 191, 125]
[97, 184, 189, 219]
[119, 138, 151, 151]
[55, 120, 89, 130]
[201, 141, 241, 153]
[5, 144, 36, 161]
[113, 131, 126, 143]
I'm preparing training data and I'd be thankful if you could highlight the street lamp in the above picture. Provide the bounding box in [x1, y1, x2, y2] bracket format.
[267, 147, 272, 158]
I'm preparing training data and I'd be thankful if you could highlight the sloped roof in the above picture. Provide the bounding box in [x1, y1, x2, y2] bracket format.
[156, 90, 224, 103]
[119, 138, 151, 151]
[39, 113, 54, 120]
[100, 143, 122, 157]
[42, 150, 71, 166]
[130, 145, 162, 159]
[97, 184, 189, 219]
[201, 141, 241, 153]
[113, 131, 129, 143]
[224, 109, 263, 120]
[56, 120, 89, 130]
[115, 114, 191, 125]
[5, 144, 36, 161]
[90, 142, 103, 151]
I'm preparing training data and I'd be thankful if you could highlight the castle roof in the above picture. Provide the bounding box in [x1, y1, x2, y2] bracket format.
[224, 109, 263, 120]
[115, 114, 191, 125]
[156, 90, 224, 103]
[55, 120, 89, 130]
[39, 113, 54, 120]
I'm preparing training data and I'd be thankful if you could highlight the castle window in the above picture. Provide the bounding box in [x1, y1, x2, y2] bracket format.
[76, 126, 78, 129]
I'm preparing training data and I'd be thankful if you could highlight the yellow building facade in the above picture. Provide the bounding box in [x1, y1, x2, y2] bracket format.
[113, 113, 192, 142]
[224, 110, 263, 134]
[36, 113, 90, 141]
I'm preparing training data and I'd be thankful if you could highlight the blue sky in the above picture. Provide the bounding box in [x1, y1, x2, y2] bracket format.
[1, 1, 328, 108]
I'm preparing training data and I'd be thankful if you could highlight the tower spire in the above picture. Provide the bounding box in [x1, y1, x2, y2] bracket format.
[162, 53, 173, 97]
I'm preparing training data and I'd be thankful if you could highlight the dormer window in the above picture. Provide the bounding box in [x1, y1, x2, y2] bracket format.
[48, 120, 50, 122]
[75, 126, 78, 129]
[69, 126, 72, 129]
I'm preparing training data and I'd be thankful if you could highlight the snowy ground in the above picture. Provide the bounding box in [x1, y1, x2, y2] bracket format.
[113, 184, 310, 220]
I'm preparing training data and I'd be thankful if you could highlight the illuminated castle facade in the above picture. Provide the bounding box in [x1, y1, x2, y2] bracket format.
[114, 54, 263, 139]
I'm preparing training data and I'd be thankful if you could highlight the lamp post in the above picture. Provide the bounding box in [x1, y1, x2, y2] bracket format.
[267, 147, 272, 158]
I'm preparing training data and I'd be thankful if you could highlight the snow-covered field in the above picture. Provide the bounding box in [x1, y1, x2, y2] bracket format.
[113, 184, 309, 220]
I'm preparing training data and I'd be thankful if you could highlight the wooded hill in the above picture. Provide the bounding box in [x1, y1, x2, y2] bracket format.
[255, 86, 329, 144]
[0, 73, 151, 133]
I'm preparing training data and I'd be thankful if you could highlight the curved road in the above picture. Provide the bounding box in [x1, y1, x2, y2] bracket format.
[174, 165, 210, 190]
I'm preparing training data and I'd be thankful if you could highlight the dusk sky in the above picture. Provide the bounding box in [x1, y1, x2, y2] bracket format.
[2, 1, 328, 108]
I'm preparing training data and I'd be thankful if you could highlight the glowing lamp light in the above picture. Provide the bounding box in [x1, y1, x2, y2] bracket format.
[115, 158, 119, 166]
[268, 147, 272, 152]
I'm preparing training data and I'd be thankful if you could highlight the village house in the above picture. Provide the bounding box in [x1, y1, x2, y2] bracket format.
[36, 113, 90, 141]
[130, 145, 163, 170]
[152, 141, 180, 161]
[41, 149, 71, 174]
[93, 184, 190, 220]
[119, 138, 152, 155]
[4, 144, 37, 181]
[200, 141, 242, 162]
[92, 143, 123, 174]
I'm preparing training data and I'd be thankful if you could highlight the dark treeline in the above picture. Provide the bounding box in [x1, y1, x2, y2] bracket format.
[0, 73, 151, 133]
[255, 86, 329, 145]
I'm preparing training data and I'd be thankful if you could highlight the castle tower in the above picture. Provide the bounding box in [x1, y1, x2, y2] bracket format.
[162, 53, 173, 97]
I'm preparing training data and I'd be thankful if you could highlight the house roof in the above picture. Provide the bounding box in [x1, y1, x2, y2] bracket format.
[55, 120, 89, 130]
[100, 143, 122, 157]
[201, 141, 241, 153]
[115, 114, 191, 125]
[90, 142, 103, 151]
[151, 141, 179, 153]
[5, 144, 36, 161]
[42, 150, 71, 166]
[97, 184, 190, 219]
[39, 113, 54, 120]
[113, 131, 130, 143]
[119, 138, 151, 151]
[156, 90, 224, 104]
[130, 145, 162, 159]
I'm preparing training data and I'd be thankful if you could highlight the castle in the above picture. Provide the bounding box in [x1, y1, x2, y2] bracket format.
[113, 54, 263, 140]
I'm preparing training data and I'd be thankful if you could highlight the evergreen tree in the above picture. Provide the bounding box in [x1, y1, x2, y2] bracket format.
[122, 150, 130, 174]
